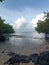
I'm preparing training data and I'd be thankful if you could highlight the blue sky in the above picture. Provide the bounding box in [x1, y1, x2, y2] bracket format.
[1, 0, 49, 11]
[0, 0, 49, 32]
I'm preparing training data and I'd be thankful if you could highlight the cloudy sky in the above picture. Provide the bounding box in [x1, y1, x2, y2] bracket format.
[0, 0, 49, 32]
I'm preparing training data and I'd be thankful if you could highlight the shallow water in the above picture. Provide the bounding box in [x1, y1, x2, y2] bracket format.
[9, 32, 45, 45]
[0, 32, 49, 54]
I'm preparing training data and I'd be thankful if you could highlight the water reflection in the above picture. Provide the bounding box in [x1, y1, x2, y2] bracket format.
[9, 32, 45, 47]
[0, 32, 49, 54]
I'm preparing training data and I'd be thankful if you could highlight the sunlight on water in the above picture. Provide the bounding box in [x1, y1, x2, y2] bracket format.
[9, 32, 45, 46]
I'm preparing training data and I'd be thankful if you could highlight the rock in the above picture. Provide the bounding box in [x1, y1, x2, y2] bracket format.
[19, 55, 30, 63]
[4, 54, 20, 65]
[4, 54, 30, 65]
[4, 51, 49, 65]
[39, 51, 49, 65]
[29, 53, 39, 65]
[7, 52, 17, 56]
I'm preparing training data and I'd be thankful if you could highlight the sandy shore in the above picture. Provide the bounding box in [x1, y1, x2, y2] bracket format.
[0, 43, 49, 65]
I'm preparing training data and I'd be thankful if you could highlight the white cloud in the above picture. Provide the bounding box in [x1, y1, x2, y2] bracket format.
[13, 17, 26, 29]
[31, 13, 45, 27]
[12, 13, 45, 32]
[0, 6, 45, 32]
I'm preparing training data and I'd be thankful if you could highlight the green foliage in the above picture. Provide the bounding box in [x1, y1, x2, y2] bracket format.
[35, 12, 49, 34]
[0, 17, 15, 34]
[0, 0, 4, 2]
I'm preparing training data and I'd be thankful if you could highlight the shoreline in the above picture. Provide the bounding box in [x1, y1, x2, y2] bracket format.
[0, 43, 49, 65]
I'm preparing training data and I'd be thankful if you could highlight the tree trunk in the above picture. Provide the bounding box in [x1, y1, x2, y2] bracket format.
[45, 33, 49, 40]
[0, 35, 6, 41]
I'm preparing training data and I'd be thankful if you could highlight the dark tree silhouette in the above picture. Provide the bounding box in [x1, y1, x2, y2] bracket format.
[0, 0, 4, 2]
[0, 17, 15, 34]
[35, 11, 49, 39]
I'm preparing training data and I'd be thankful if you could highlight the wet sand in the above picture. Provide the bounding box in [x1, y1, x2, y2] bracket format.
[0, 42, 49, 65]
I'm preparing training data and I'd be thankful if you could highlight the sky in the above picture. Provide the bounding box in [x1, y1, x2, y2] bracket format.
[0, 0, 49, 32]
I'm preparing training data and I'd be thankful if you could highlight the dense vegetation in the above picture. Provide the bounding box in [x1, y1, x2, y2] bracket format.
[0, 0, 15, 41]
[0, 17, 15, 34]
[0, 0, 14, 34]
[35, 12, 49, 34]
[0, 0, 4, 2]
